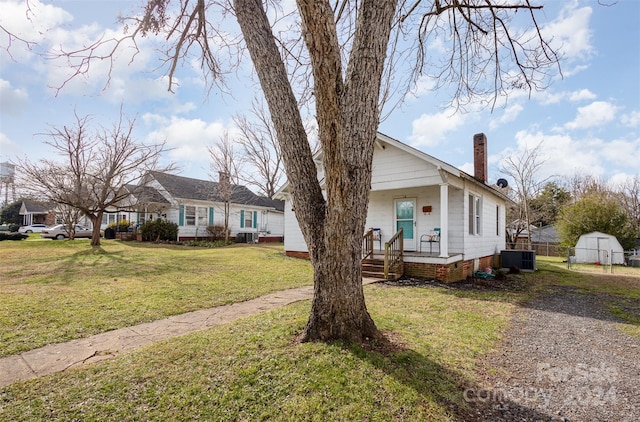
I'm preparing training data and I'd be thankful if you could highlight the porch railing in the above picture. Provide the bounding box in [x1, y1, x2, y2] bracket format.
[362, 228, 374, 260]
[384, 228, 404, 279]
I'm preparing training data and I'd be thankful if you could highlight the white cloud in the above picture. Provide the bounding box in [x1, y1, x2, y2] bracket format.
[600, 137, 640, 169]
[0, 132, 21, 158]
[489, 104, 523, 130]
[496, 130, 639, 183]
[0, 0, 73, 63]
[621, 110, 640, 128]
[408, 109, 468, 147]
[568, 89, 597, 102]
[497, 130, 604, 180]
[0, 79, 29, 116]
[565, 101, 618, 130]
[142, 115, 236, 174]
[542, 2, 594, 64]
[537, 88, 597, 105]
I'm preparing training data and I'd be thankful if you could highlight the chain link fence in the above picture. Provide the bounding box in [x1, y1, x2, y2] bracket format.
[528, 242, 640, 273]
[564, 247, 640, 274]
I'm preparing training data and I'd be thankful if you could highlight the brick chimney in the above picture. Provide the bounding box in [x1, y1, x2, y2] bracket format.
[473, 133, 488, 183]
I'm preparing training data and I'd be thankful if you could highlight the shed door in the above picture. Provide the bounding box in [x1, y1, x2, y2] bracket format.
[395, 198, 416, 251]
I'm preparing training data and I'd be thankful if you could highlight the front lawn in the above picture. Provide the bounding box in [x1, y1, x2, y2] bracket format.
[0, 240, 313, 357]
[0, 284, 516, 421]
[1, 245, 638, 420]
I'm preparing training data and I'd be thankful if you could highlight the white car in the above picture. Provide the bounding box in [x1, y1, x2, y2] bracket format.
[18, 224, 48, 234]
[41, 224, 94, 240]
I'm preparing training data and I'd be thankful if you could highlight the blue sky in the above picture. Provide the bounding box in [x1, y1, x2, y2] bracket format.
[1, 0, 638, 191]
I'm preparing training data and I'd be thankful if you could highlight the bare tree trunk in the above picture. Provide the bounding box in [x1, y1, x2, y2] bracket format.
[90, 212, 102, 246]
[235, 0, 395, 342]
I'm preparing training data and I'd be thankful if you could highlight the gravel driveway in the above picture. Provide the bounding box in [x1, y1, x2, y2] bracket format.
[467, 283, 640, 422]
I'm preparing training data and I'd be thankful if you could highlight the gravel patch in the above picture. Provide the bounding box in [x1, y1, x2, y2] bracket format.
[468, 285, 640, 422]
[385, 276, 640, 421]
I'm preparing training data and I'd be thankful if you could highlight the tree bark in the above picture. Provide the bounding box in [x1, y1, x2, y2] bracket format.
[235, 0, 396, 342]
[90, 212, 103, 246]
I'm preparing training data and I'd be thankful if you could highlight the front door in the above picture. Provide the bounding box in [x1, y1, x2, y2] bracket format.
[395, 198, 416, 251]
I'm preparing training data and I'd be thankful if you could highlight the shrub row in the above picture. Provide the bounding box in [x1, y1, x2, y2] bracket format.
[0, 232, 28, 241]
[139, 220, 178, 242]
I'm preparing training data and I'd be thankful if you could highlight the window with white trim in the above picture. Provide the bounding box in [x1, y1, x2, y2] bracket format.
[244, 210, 253, 228]
[185, 206, 210, 226]
[185, 206, 196, 226]
[468, 194, 482, 235]
[197, 207, 208, 226]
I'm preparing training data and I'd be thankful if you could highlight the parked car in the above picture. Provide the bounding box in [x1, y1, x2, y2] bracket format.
[18, 224, 48, 234]
[41, 224, 94, 240]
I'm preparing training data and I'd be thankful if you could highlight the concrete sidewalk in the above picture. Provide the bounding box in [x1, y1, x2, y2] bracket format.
[0, 278, 380, 388]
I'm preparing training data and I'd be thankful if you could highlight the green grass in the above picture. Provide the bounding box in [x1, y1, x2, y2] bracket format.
[0, 286, 515, 421]
[0, 243, 638, 420]
[0, 239, 313, 357]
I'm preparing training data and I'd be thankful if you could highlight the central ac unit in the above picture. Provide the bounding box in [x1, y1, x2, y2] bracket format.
[500, 250, 536, 271]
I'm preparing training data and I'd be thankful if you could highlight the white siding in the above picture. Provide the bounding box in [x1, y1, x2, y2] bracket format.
[447, 189, 465, 253]
[371, 144, 442, 190]
[281, 137, 507, 259]
[177, 203, 283, 240]
[462, 184, 506, 259]
[283, 197, 307, 252]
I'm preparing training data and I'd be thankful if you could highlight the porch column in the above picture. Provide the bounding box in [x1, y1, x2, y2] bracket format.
[439, 183, 449, 257]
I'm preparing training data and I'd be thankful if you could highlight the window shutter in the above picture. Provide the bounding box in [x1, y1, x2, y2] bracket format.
[179, 205, 185, 226]
[209, 207, 214, 225]
[253, 211, 257, 228]
[240, 210, 245, 228]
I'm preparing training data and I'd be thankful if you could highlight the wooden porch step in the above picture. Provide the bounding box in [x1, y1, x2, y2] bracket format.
[361, 258, 399, 280]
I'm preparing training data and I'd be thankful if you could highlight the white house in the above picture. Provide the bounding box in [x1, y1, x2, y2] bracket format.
[574, 231, 625, 265]
[276, 132, 508, 282]
[108, 171, 284, 242]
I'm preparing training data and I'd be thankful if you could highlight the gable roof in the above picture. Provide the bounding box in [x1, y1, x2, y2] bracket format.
[125, 185, 171, 205]
[20, 199, 55, 214]
[376, 132, 509, 200]
[275, 132, 509, 201]
[148, 171, 284, 211]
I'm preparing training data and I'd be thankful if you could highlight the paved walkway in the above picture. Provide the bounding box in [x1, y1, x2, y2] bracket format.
[0, 279, 379, 388]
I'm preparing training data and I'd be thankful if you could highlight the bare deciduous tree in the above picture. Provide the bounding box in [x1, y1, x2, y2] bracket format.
[207, 131, 241, 242]
[233, 99, 285, 199]
[500, 143, 550, 250]
[614, 175, 640, 238]
[12, 0, 560, 343]
[18, 110, 173, 246]
[57, 204, 83, 240]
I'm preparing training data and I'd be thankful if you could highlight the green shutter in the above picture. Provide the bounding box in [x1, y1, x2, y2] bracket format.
[253, 211, 257, 228]
[179, 205, 185, 226]
[240, 210, 245, 228]
[209, 207, 214, 225]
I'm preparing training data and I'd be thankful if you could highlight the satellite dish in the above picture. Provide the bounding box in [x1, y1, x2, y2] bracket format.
[497, 178, 508, 188]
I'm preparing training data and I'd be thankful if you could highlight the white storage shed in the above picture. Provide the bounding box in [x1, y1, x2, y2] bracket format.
[574, 231, 624, 265]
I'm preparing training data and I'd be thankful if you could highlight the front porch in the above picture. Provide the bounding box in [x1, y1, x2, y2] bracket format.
[362, 228, 493, 282]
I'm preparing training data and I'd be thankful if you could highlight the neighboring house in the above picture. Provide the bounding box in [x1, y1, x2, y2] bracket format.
[100, 185, 172, 229]
[276, 132, 508, 282]
[574, 231, 625, 265]
[530, 225, 562, 256]
[128, 171, 284, 242]
[19, 199, 56, 226]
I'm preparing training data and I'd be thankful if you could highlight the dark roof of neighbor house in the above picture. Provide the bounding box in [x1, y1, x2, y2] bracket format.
[148, 171, 284, 212]
[20, 199, 55, 214]
[530, 225, 560, 243]
[125, 185, 171, 205]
